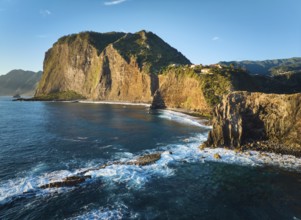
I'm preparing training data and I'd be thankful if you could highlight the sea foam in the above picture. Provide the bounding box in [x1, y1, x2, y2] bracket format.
[68, 203, 139, 220]
[1, 109, 301, 206]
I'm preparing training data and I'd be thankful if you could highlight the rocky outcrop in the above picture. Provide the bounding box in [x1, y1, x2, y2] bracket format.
[151, 71, 211, 114]
[39, 152, 164, 189]
[40, 176, 91, 189]
[151, 63, 301, 116]
[151, 65, 236, 115]
[204, 91, 301, 156]
[128, 153, 162, 166]
[35, 31, 190, 102]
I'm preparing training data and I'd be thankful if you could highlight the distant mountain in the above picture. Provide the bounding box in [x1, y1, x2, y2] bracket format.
[219, 57, 301, 76]
[0, 70, 42, 96]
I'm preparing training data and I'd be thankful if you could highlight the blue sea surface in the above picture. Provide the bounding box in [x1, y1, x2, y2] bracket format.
[0, 97, 300, 219]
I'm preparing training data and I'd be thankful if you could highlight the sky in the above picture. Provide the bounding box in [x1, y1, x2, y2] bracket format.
[0, 0, 301, 74]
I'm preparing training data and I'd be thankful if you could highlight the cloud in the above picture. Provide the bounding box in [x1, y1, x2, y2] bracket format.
[40, 9, 51, 16]
[104, 0, 127, 6]
[212, 36, 220, 41]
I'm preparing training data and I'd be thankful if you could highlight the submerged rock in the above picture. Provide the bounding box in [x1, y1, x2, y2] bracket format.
[213, 153, 221, 160]
[128, 153, 162, 166]
[40, 175, 91, 189]
[199, 143, 206, 150]
[40, 152, 163, 189]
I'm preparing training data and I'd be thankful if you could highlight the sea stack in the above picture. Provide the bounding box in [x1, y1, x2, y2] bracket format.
[204, 91, 301, 156]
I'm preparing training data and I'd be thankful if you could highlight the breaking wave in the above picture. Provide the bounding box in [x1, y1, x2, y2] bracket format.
[1, 109, 301, 207]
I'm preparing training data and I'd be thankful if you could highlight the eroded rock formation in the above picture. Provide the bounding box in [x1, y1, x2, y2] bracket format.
[204, 91, 301, 156]
[151, 71, 212, 114]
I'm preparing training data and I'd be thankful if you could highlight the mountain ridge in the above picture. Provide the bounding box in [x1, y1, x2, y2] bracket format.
[0, 69, 42, 96]
[219, 57, 301, 76]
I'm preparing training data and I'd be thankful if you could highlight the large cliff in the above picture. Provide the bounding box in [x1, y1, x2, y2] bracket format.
[151, 64, 301, 116]
[204, 91, 301, 156]
[35, 31, 191, 102]
[151, 65, 232, 115]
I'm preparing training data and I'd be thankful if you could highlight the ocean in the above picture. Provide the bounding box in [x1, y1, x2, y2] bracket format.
[0, 97, 300, 219]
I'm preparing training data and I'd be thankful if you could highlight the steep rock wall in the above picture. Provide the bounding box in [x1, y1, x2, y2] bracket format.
[35, 35, 153, 102]
[35, 31, 191, 102]
[96, 45, 153, 102]
[205, 91, 301, 155]
[151, 72, 211, 114]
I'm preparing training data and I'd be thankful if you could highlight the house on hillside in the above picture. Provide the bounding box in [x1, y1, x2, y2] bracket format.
[201, 68, 212, 74]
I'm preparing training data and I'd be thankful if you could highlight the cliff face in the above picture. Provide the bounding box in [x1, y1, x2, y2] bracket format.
[205, 91, 301, 155]
[151, 71, 211, 114]
[151, 65, 239, 115]
[151, 64, 301, 115]
[35, 31, 191, 102]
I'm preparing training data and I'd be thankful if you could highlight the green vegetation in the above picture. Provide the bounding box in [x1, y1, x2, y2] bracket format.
[220, 57, 301, 76]
[56, 31, 125, 55]
[270, 60, 301, 75]
[160, 64, 233, 107]
[35, 91, 85, 101]
[200, 67, 232, 106]
[113, 30, 191, 74]
[160, 65, 199, 78]
[158, 63, 301, 108]
[53, 30, 191, 75]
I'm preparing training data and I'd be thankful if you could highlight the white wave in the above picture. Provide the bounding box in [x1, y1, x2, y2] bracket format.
[157, 109, 211, 128]
[28, 163, 49, 175]
[157, 133, 301, 171]
[68, 203, 139, 220]
[0, 169, 75, 204]
[99, 145, 114, 149]
[78, 100, 150, 107]
[2, 132, 301, 205]
[85, 154, 174, 190]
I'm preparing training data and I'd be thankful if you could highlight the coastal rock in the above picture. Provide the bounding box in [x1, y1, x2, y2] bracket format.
[40, 175, 91, 189]
[204, 91, 301, 156]
[213, 153, 221, 159]
[151, 64, 301, 115]
[151, 70, 211, 114]
[40, 152, 163, 189]
[35, 31, 190, 102]
[127, 153, 162, 166]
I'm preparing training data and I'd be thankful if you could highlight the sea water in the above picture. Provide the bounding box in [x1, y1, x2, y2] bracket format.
[0, 97, 300, 219]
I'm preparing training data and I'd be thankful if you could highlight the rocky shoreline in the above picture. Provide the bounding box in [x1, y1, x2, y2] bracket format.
[204, 91, 301, 157]
[13, 93, 301, 157]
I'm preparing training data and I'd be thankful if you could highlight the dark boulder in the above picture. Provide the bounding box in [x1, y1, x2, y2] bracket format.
[127, 153, 162, 166]
[40, 175, 91, 189]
